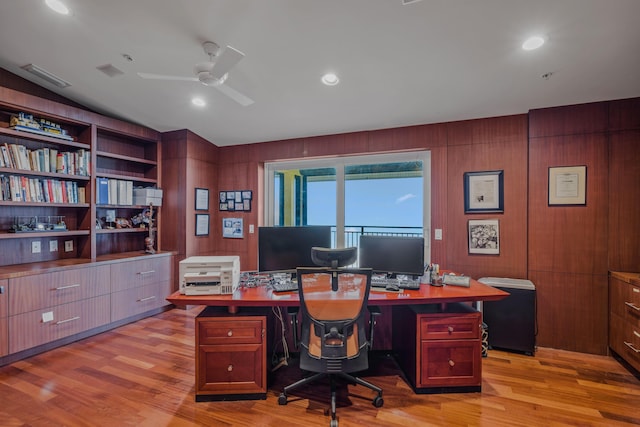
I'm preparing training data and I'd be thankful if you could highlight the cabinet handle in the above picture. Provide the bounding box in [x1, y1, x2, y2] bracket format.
[138, 270, 156, 275]
[448, 359, 455, 367]
[227, 330, 233, 337]
[633, 287, 639, 293]
[624, 302, 640, 312]
[634, 330, 640, 339]
[227, 365, 233, 372]
[624, 341, 640, 353]
[55, 316, 80, 325]
[55, 284, 81, 290]
[138, 296, 156, 302]
[447, 326, 454, 334]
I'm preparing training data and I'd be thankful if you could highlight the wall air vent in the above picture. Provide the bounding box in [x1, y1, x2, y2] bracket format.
[21, 63, 71, 88]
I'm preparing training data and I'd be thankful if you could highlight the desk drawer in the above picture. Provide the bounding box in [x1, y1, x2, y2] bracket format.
[197, 343, 266, 394]
[198, 317, 265, 345]
[420, 312, 480, 340]
[420, 339, 481, 387]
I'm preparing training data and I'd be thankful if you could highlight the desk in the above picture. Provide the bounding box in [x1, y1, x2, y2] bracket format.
[166, 279, 508, 400]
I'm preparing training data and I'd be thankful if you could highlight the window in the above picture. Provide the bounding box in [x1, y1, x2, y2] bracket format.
[264, 151, 431, 261]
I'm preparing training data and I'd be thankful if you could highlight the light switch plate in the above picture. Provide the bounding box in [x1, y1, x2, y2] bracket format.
[435, 229, 443, 240]
[64, 240, 73, 252]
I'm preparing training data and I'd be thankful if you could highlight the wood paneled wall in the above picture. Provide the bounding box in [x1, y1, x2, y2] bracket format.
[528, 99, 640, 354]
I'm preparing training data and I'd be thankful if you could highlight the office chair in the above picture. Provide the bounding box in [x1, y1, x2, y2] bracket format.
[278, 247, 383, 427]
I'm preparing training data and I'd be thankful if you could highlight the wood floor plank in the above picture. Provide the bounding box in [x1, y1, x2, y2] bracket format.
[1, 306, 639, 426]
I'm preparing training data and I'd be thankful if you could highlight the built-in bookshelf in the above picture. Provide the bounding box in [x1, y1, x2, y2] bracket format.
[0, 97, 162, 266]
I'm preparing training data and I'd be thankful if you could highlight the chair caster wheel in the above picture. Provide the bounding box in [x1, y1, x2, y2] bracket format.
[373, 396, 384, 408]
[330, 419, 338, 427]
[278, 393, 288, 405]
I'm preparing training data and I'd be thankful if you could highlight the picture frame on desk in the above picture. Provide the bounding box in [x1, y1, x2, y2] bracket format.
[464, 170, 504, 213]
[548, 165, 586, 206]
[468, 219, 500, 255]
[195, 214, 209, 236]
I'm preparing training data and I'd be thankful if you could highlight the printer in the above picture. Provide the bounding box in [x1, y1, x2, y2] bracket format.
[179, 256, 240, 295]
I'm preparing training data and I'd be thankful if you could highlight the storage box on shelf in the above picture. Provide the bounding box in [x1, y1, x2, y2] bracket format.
[0, 107, 93, 267]
[609, 271, 640, 373]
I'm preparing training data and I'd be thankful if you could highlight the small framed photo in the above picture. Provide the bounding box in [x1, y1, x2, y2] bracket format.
[195, 214, 209, 236]
[222, 217, 243, 238]
[468, 219, 500, 255]
[464, 170, 504, 213]
[195, 188, 209, 211]
[548, 165, 587, 206]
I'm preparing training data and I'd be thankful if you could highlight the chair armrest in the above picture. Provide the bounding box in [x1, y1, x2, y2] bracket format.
[368, 305, 382, 349]
[287, 307, 300, 348]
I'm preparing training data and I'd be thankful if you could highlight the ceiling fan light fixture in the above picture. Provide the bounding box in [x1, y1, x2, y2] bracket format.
[191, 97, 206, 107]
[45, 0, 70, 15]
[522, 35, 545, 51]
[321, 73, 339, 86]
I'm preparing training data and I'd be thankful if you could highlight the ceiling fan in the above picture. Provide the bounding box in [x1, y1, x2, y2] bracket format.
[137, 41, 254, 106]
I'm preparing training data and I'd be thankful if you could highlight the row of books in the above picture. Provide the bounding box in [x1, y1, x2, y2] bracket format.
[0, 174, 86, 204]
[96, 177, 133, 205]
[0, 143, 90, 176]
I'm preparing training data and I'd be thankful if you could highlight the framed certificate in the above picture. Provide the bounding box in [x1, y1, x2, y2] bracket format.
[548, 166, 586, 206]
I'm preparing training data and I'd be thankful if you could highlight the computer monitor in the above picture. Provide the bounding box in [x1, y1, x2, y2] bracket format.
[258, 226, 332, 272]
[358, 235, 425, 277]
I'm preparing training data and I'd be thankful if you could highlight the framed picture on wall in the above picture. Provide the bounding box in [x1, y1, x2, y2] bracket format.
[468, 219, 500, 255]
[195, 188, 209, 211]
[195, 214, 209, 236]
[464, 170, 504, 213]
[222, 217, 244, 238]
[548, 165, 587, 206]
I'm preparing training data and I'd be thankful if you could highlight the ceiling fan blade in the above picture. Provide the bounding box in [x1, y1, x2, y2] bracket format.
[137, 72, 198, 82]
[210, 46, 245, 80]
[215, 83, 254, 106]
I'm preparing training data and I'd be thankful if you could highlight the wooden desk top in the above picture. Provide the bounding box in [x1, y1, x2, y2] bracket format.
[166, 278, 509, 308]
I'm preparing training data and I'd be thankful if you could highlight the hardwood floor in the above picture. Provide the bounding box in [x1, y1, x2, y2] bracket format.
[1, 306, 639, 427]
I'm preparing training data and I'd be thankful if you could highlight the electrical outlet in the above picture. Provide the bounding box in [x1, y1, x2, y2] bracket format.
[249, 224, 255, 234]
[64, 240, 73, 252]
[50, 240, 58, 252]
[31, 241, 41, 253]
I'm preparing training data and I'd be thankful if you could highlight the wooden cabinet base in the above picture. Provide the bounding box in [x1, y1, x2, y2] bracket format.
[393, 303, 482, 393]
[195, 307, 269, 401]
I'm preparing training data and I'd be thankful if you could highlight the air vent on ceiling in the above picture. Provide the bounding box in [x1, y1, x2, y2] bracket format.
[97, 64, 124, 77]
[21, 63, 71, 88]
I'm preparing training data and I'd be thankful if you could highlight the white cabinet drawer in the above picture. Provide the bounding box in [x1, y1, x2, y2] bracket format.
[9, 265, 111, 315]
[110, 257, 170, 292]
[9, 295, 110, 353]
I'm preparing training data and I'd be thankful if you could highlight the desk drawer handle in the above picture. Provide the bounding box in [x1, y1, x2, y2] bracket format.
[138, 296, 156, 302]
[227, 364, 233, 372]
[138, 270, 156, 275]
[634, 330, 640, 339]
[624, 302, 640, 312]
[227, 330, 233, 337]
[633, 287, 639, 293]
[447, 326, 454, 334]
[54, 284, 81, 290]
[624, 341, 640, 353]
[448, 359, 455, 367]
[56, 316, 80, 325]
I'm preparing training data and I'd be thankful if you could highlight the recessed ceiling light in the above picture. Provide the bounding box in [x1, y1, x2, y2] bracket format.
[192, 97, 206, 107]
[321, 73, 339, 86]
[522, 36, 545, 51]
[45, 0, 70, 15]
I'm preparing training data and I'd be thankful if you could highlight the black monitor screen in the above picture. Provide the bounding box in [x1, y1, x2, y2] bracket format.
[358, 235, 425, 276]
[258, 226, 332, 272]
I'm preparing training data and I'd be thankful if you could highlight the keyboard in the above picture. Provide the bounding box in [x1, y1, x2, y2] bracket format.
[271, 279, 298, 292]
[371, 275, 421, 290]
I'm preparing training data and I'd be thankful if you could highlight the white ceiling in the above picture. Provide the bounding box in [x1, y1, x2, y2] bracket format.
[1, 0, 639, 147]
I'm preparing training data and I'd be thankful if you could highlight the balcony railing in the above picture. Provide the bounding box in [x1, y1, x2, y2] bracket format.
[331, 225, 423, 248]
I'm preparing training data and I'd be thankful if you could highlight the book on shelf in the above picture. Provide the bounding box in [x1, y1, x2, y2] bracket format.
[97, 177, 109, 204]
